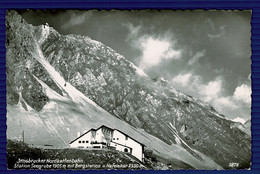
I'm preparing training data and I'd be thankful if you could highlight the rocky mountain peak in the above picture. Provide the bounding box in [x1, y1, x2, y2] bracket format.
[6, 10, 251, 169]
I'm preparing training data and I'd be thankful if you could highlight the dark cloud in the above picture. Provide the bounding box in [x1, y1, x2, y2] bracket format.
[18, 10, 251, 121]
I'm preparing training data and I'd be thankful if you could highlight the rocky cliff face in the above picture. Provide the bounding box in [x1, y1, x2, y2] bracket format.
[6, 10, 251, 169]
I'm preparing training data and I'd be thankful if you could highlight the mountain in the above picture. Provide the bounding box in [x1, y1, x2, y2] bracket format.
[231, 119, 251, 136]
[6, 10, 251, 169]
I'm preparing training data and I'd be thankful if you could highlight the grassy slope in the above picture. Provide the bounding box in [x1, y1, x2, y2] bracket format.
[7, 139, 148, 170]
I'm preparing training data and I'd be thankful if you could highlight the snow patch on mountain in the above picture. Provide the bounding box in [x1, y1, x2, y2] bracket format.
[135, 67, 147, 77]
[232, 117, 246, 124]
[126, 60, 148, 77]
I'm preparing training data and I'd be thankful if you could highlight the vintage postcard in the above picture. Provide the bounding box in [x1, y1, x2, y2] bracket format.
[6, 9, 251, 170]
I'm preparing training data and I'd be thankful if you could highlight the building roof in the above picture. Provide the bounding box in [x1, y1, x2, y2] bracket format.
[69, 125, 114, 144]
[69, 125, 145, 147]
[69, 128, 95, 144]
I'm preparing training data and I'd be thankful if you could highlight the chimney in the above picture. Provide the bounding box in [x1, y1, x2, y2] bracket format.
[77, 132, 80, 137]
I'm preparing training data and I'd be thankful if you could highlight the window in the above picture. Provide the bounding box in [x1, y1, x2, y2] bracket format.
[79, 141, 81, 143]
[86, 141, 89, 143]
[126, 136, 128, 140]
[117, 138, 119, 140]
[82, 141, 85, 143]
[113, 138, 115, 140]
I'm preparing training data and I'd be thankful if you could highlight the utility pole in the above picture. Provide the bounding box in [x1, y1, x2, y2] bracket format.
[22, 130, 24, 143]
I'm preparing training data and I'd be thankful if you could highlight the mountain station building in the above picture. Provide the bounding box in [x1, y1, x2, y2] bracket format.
[69, 125, 145, 161]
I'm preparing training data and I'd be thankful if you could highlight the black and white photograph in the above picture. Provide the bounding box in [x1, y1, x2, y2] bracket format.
[6, 9, 251, 170]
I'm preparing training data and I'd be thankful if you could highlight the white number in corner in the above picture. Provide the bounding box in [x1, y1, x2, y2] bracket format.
[229, 163, 239, 168]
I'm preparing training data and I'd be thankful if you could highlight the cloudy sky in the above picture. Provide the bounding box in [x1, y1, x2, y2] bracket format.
[18, 10, 251, 122]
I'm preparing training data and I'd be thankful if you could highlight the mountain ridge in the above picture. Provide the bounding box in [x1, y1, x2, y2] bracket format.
[6, 10, 250, 169]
